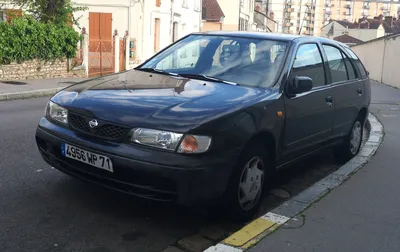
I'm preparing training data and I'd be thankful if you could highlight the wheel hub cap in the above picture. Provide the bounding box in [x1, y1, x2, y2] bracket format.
[350, 121, 362, 155]
[238, 156, 264, 211]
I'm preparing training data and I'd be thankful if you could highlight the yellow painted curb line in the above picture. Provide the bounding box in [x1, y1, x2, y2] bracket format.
[223, 218, 276, 247]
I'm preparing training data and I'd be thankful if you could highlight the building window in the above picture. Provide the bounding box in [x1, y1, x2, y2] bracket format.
[172, 22, 178, 42]
[182, 0, 188, 7]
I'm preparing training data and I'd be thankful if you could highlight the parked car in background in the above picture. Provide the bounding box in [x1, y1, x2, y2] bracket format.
[35, 32, 371, 221]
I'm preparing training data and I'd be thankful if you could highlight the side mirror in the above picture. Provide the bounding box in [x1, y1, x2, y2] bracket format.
[287, 76, 313, 96]
[366, 70, 370, 76]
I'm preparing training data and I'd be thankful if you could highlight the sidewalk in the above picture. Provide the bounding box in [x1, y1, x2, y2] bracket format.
[0, 77, 87, 101]
[249, 81, 400, 252]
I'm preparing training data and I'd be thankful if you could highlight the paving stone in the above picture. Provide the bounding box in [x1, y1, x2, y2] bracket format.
[358, 146, 376, 157]
[269, 188, 291, 199]
[314, 173, 346, 190]
[177, 234, 214, 252]
[271, 199, 308, 218]
[334, 162, 361, 177]
[291, 183, 329, 204]
[161, 246, 186, 252]
[199, 225, 229, 241]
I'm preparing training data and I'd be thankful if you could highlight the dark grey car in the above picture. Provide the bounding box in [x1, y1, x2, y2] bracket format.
[36, 32, 371, 221]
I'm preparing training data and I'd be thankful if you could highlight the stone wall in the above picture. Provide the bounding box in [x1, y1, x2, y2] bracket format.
[0, 59, 85, 81]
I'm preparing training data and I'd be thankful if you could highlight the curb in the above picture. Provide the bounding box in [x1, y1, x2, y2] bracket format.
[0, 87, 64, 102]
[203, 113, 384, 252]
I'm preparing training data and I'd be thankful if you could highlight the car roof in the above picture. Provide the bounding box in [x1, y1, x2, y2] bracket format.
[192, 31, 341, 44]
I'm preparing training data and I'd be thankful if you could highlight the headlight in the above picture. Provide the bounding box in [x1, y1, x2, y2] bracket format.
[130, 128, 212, 153]
[46, 101, 68, 124]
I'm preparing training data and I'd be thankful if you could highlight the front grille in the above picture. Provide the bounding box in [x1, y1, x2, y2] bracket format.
[69, 113, 130, 140]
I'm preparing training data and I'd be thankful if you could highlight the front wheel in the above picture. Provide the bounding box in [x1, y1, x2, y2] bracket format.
[334, 117, 364, 163]
[225, 143, 271, 222]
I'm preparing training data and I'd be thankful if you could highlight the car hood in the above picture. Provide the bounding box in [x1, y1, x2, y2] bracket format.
[52, 70, 271, 132]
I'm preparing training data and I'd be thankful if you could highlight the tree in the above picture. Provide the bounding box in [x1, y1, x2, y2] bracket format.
[5, 0, 87, 27]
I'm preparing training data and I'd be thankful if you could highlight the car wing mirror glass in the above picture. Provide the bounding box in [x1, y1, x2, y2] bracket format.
[287, 76, 313, 96]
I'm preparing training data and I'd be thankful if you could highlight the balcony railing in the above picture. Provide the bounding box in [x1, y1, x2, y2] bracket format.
[363, 5, 370, 9]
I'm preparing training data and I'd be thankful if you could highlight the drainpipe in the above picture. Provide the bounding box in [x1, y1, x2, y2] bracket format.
[170, 0, 175, 43]
[132, 0, 144, 62]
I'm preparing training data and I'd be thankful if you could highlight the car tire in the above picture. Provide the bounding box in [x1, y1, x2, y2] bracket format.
[224, 143, 272, 222]
[333, 116, 364, 163]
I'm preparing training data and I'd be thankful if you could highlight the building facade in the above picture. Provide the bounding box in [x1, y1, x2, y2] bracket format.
[322, 0, 400, 26]
[216, 0, 256, 31]
[201, 0, 225, 31]
[72, 0, 201, 68]
[260, 0, 400, 37]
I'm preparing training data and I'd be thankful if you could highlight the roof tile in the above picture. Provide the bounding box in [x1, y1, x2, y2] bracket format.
[202, 0, 225, 22]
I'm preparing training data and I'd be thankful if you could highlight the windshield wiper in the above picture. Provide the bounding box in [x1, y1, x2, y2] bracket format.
[137, 68, 180, 76]
[179, 74, 238, 86]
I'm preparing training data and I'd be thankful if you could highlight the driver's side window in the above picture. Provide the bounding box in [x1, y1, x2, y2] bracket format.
[291, 44, 326, 87]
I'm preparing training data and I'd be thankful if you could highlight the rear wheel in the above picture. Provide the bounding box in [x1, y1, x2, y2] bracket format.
[334, 117, 364, 163]
[224, 143, 272, 222]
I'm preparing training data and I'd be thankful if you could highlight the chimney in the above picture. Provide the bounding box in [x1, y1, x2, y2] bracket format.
[385, 16, 393, 26]
[379, 14, 383, 24]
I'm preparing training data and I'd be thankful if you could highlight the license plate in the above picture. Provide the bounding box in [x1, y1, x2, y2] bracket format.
[61, 143, 113, 172]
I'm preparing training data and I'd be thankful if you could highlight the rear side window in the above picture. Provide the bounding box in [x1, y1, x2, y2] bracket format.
[343, 47, 368, 78]
[292, 44, 325, 87]
[322, 45, 347, 83]
[342, 53, 357, 80]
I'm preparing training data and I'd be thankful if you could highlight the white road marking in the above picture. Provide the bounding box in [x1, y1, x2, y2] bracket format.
[261, 212, 290, 225]
[203, 244, 243, 252]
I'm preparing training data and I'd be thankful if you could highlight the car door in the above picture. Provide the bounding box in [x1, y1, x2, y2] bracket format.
[321, 43, 365, 139]
[283, 43, 335, 157]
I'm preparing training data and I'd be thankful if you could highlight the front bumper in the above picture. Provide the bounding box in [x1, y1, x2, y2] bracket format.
[35, 117, 240, 205]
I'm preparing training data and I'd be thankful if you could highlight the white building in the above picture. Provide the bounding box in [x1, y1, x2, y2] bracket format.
[73, 0, 202, 69]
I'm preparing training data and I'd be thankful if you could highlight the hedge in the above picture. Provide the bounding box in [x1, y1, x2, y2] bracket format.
[0, 16, 81, 64]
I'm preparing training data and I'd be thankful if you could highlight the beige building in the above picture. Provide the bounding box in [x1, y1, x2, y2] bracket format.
[322, 0, 399, 26]
[262, 0, 400, 37]
[201, 0, 225, 31]
[216, 0, 256, 30]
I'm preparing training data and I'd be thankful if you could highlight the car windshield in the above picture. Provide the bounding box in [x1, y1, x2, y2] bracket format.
[139, 34, 288, 88]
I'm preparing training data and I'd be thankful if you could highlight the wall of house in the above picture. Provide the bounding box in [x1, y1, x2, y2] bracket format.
[73, 0, 201, 68]
[73, 0, 131, 35]
[320, 22, 347, 39]
[217, 0, 240, 30]
[351, 34, 400, 88]
[201, 21, 222, 31]
[0, 59, 85, 80]
[348, 28, 378, 42]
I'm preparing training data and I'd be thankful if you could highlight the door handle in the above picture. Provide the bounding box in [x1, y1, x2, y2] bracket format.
[357, 88, 363, 95]
[325, 96, 333, 102]
[325, 96, 333, 107]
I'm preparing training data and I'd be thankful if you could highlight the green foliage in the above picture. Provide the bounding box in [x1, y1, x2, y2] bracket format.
[0, 16, 81, 64]
[6, 0, 88, 27]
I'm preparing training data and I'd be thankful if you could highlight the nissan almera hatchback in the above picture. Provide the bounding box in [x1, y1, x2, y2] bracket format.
[36, 32, 371, 221]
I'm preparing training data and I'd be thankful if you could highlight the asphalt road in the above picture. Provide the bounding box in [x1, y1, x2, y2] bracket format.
[0, 97, 343, 252]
